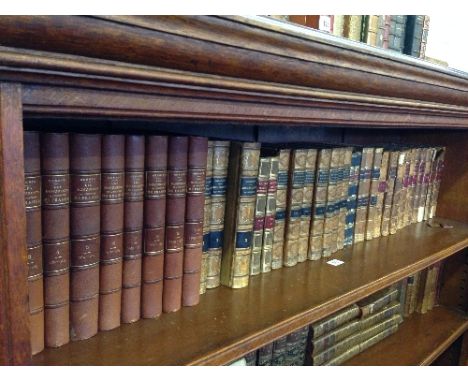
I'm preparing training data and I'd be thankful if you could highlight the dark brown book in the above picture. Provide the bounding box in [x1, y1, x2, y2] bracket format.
[70, 133, 101, 340]
[99, 135, 125, 330]
[24, 131, 44, 354]
[142, 135, 167, 318]
[183, 136, 208, 307]
[122, 135, 145, 323]
[163, 136, 188, 312]
[41, 132, 70, 348]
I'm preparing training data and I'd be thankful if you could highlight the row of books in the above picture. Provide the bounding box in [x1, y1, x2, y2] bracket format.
[219, 142, 445, 289]
[24, 132, 210, 355]
[230, 284, 404, 366]
[270, 15, 430, 58]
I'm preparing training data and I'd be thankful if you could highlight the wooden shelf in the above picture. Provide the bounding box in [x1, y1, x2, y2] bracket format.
[344, 306, 468, 366]
[31, 218, 468, 366]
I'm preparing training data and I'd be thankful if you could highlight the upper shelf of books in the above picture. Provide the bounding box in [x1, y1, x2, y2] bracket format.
[0, 16, 467, 127]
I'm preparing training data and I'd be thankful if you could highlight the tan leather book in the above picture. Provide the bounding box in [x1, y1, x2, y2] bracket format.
[311, 320, 361, 355]
[310, 304, 360, 339]
[417, 148, 434, 222]
[365, 147, 383, 241]
[372, 149, 389, 239]
[429, 148, 445, 219]
[354, 147, 374, 243]
[40, 132, 70, 348]
[419, 16, 430, 59]
[24, 131, 44, 354]
[337, 148, 352, 250]
[424, 148, 439, 221]
[363, 15, 379, 46]
[332, 15, 345, 37]
[389, 150, 406, 234]
[344, 15, 363, 41]
[199, 141, 213, 295]
[272, 149, 290, 269]
[415, 268, 429, 314]
[206, 141, 230, 289]
[308, 149, 331, 260]
[412, 148, 425, 222]
[404, 148, 419, 227]
[220, 142, 261, 288]
[70, 133, 101, 341]
[381, 149, 399, 237]
[357, 287, 399, 317]
[99, 135, 125, 330]
[261, 155, 278, 273]
[322, 148, 340, 257]
[398, 149, 411, 230]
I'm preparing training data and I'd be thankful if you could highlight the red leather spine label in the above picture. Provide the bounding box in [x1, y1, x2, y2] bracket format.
[146, 170, 166, 198]
[124, 230, 143, 259]
[28, 244, 43, 278]
[43, 240, 70, 274]
[144, 227, 165, 255]
[101, 233, 124, 263]
[101, 172, 124, 202]
[166, 225, 184, 252]
[70, 173, 101, 204]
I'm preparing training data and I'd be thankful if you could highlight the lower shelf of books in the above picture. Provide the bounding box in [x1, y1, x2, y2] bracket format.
[32, 218, 468, 366]
[344, 305, 468, 366]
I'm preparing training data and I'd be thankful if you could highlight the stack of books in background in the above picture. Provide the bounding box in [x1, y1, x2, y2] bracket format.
[268, 15, 430, 58]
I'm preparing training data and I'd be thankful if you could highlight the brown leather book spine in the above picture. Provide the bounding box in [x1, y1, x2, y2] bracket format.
[40, 132, 70, 348]
[70, 133, 101, 341]
[99, 135, 125, 331]
[164, 136, 188, 312]
[142, 135, 167, 318]
[121, 135, 145, 323]
[24, 131, 44, 355]
[183, 136, 208, 306]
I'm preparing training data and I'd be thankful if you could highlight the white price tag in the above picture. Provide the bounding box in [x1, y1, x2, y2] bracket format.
[326, 259, 344, 267]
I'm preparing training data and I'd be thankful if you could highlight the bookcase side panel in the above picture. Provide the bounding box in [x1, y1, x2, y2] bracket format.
[0, 83, 31, 365]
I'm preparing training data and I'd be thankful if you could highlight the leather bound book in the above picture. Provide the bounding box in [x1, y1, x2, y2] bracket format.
[122, 135, 145, 323]
[357, 286, 399, 317]
[272, 149, 290, 269]
[377, 15, 391, 48]
[381, 150, 399, 237]
[199, 141, 213, 294]
[345, 149, 361, 247]
[220, 142, 261, 289]
[322, 148, 340, 257]
[337, 148, 352, 250]
[298, 149, 317, 262]
[343, 15, 363, 41]
[164, 136, 187, 311]
[424, 148, 438, 221]
[142, 135, 167, 318]
[284, 149, 306, 267]
[418, 148, 434, 222]
[24, 131, 44, 354]
[398, 149, 411, 230]
[206, 141, 230, 289]
[354, 147, 374, 243]
[182, 136, 208, 307]
[404, 148, 418, 227]
[404, 15, 425, 57]
[372, 149, 389, 239]
[388, 15, 407, 53]
[429, 147, 445, 219]
[261, 156, 278, 273]
[99, 134, 125, 331]
[258, 343, 274, 366]
[41, 132, 70, 348]
[419, 16, 430, 59]
[309, 149, 331, 260]
[389, 150, 406, 234]
[271, 335, 288, 366]
[244, 350, 258, 366]
[359, 301, 401, 330]
[310, 304, 360, 339]
[323, 345, 360, 366]
[332, 15, 345, 37]
[70, 133, 101, 341]
[250, 157, 270, 275]
[365, 147, 383, 241]
[362, 15, 379, 46]
[311, 320, 360, 355]
[412, 148, 424, 222]
[286, 330, 302, 365]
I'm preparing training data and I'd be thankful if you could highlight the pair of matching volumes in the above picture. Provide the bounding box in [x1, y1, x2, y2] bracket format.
[24, 131, 208, 355]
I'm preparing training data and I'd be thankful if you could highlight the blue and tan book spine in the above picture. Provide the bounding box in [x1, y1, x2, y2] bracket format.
[308, 149, 331, 260]
[354, 147, 374, 243]
[250, 157, 271, 275]
[272, 149, 291, 270]
[372, 149, 389, 238]
[284, 149, 307, 267]
[298, 149, 317, 262]
[330, 148, 344, 254]
[344, 149, 361, 246]
[337, 148, 353, 251]
[365, 147, 383, 241]
[206, 141, 230, 289]
[199, 141, 213, 294]
[261, 156, 278, 273]
[220, 142, 261, 289]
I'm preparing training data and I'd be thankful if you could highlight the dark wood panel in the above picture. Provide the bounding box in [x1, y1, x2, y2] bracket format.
[344, 306, 468, 366]
[438, 250, 468, 313]
[0, 83, 31, 365]
[32, 218, 468, 366]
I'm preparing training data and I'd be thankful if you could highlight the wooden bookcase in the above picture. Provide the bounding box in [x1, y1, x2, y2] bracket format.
[0, 15, 467, 366]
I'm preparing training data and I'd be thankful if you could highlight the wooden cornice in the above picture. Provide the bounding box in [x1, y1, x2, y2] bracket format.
[0, 16, 466, 127]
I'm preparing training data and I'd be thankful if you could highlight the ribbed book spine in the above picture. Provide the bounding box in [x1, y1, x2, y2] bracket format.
[99, 135, 125, 330]
[271, 335, 288, 365]
[405, 148, 419, 227]
[332, 15, 345, 37]
[163, 136, 188, 311]
[308, 149, 331, 260]
[389, 150, 406, 234]
[337, 148, 352, 250]
[429, 148, 445, 219]
[412, 148, 424, 222]
[220, 142, 261, 288]
[272, 149, 290, 269]
[206, 141, 229, 289]
[418, 148, 434, 222]
[258, 343, 274, 365]
[24, 131, 44, 354]
[284, 149, 306, 266]
[365, 148, 383, 241]
[354, 148, 374, 243]
[419, 16, 430, 58]
[423, 148, 437, 221]
[250, 157, 270, 275]
[182, 136, 208, 307]
[199, 141, 213, 294]
[261, 156, 278, 272]
[344, 15, 363, 41]
[142, 136, 167, 317]
[344, 149, 361, 246]
[70, 133, 101, 340]
[398, 149, 411, 230]
[299, 149, 317, 262]
[363, 15, 379, 46]
[404, 15, 425, 57]
[329, 148, 344, 255]
[41, 132, 70, 347]
[372, 150, 389, 238]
